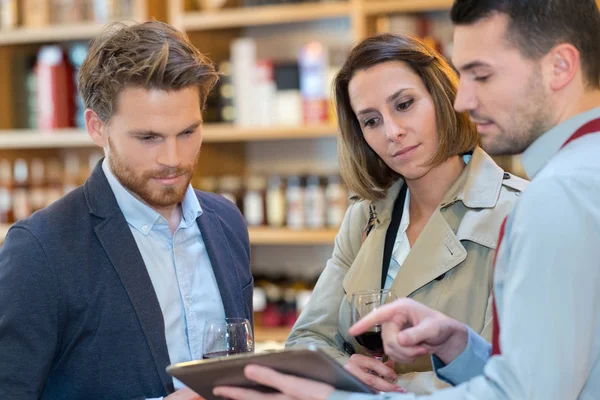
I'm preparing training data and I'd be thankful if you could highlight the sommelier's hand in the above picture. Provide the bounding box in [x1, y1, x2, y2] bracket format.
[213, 364, 335, 400]
[349, 298, 468, 365]
[344, 354, 406, 393]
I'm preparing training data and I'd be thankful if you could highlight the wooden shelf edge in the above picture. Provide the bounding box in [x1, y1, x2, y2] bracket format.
[0, 124, 337, 149]
[202, 123, 338, 142]
[0, 22, 129, 45]
[364, 0, 453, 15]
[182, 1, 350, 31]
[0, 129, 93, 149]
[248, 227, 337, 245]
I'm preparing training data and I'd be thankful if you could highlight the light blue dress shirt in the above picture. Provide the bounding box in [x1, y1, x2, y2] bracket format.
[102, 161, 226, 396]
[329, 108, 600, 399]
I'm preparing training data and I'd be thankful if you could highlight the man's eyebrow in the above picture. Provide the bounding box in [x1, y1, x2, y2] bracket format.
[127, 121, 202, 137]
[455, 61, 491, 73]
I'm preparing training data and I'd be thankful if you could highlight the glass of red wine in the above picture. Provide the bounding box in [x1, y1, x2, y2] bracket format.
[202, 318, 254, 360]
[351, 289, 398, 361]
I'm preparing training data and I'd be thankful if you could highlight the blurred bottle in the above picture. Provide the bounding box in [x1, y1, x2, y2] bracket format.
[63, 152, 80, 194]
[244, 176, 266, 227]
[36, 45, 75, 130]
[218, 175, 243, 210]
[0, 159, 13, 224]
[266, 175, 286, 228]
[286, 175, 304, 230]
[326, 174, 347, 228]
[69, 44, 90, 129]
[45, 158, 64, 207]
[304, 175, 326, 229]
[298, 42, 329, 125]
[12, 159, 31, 221]
[29, 158, 47, 213]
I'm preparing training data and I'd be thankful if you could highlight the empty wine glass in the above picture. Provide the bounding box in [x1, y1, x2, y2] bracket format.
[202, 318, 253, 360]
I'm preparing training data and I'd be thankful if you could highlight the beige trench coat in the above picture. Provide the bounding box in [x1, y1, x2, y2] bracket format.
[285, 147, 527, 394]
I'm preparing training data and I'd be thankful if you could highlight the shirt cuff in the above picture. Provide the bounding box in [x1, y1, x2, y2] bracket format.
[431, 326, 491, 386]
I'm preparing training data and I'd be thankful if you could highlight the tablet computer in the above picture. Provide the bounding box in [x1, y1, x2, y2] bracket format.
[166, 346, 376, 400]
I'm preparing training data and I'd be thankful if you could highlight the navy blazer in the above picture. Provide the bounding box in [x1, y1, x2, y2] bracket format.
[0, 162, 253, 399]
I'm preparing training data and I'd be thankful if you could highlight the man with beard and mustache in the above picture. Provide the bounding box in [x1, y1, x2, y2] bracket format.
[0, 21, 252, 400]
[209, 0, 600, 399]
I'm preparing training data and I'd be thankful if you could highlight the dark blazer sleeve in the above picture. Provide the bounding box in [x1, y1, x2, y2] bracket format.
[0, 225, 62, 399]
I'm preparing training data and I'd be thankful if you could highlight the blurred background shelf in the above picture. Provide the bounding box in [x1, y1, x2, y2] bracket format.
[180, 1, 351, 31]
[0, 22, 120, 45]
[0, 124, 338, 149]
[363, 0, 453, 15]
[248, 227, 337, 245]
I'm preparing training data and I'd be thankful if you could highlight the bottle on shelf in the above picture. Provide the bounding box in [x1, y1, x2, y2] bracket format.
[12, 159, 31, 222]
[0, 159, 13, 224]
[244, 176, 267, 227]
[266, 175, 286, 228]
[63, 152, 80, 194]
[218, 175, 244, 210]
[35, 45, 76, 130]
[326, 174, 347, 228]
[285, 175, 304, 230]
[45, 157, 65, 207]
[304, 174, 326, 229]
[29, 158, 47, 214]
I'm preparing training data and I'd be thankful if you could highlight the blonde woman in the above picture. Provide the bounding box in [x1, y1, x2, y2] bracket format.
[285, 34, 527, 395]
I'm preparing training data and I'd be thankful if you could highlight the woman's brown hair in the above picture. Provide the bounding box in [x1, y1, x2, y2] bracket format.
[334, 33, 478, 201]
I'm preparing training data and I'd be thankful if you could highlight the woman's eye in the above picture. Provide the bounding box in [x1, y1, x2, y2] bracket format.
[363, 118, 378, 128]
[397, 99, 414, 111]
[474, 75, 490, 82]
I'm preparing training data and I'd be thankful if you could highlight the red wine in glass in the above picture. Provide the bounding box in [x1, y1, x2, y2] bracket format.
[351, 289, 397, 361]
[202, 318, 254, 360]
[354, 327, 384, 357]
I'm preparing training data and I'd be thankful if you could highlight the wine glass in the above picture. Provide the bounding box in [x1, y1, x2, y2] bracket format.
[351, 289, 398, 361]
[202, 318, 254, 360]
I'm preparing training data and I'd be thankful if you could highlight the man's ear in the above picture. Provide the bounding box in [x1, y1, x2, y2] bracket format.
[85, 109, 107, 148]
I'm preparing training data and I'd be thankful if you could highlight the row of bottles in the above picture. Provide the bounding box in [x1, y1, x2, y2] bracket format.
[196, 174, 348, 230]
[253, 274, 316, 329]
[0, 152, 103, 224]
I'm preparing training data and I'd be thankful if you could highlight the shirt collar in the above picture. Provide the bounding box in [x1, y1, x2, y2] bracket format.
[521, 106, 600, 179]
[102, 159, 202, 235]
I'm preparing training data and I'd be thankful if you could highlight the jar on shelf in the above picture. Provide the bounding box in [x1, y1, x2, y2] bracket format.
[12, 159, 31, 222]
[243, 176, 267, 227]
[266, 175, 286, 228]
[218, 175, 243, 210]
[285, 175, 304, 230]
[0, 159, 13, 224]
[304, 175, 326, 229]
[326, 174, 348, 228]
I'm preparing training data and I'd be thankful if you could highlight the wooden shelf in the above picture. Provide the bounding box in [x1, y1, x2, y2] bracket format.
[0, 22, 119, 46]
[248, 227, 337, 245]
[363, 0, 453, 15]
[0, 129, 93, 149]
[202, 123, 337, 142]
[0, 124, 337, 149]
[181, 2, 351, 31]
[254, 326, 291, 343]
